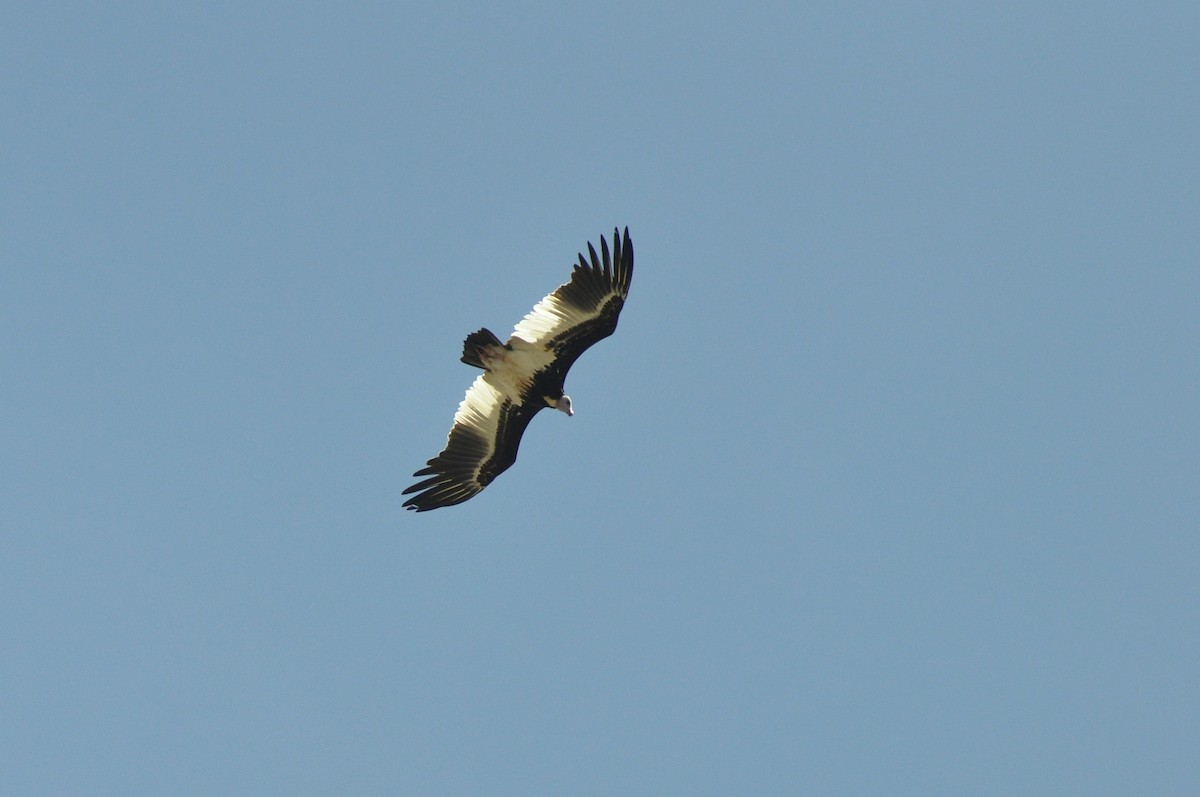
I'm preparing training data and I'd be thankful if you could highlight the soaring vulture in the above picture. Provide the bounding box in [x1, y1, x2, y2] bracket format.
[403, 227, 634, 512]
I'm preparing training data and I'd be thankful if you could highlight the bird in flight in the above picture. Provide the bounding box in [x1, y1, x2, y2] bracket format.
[403, 227, 634, 511]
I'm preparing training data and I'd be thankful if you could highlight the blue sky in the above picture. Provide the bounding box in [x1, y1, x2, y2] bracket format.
[3, 3, 1197, 794]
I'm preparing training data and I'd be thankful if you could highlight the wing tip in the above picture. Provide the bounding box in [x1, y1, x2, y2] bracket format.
[615, 226, 632, 290]
[577, 226, 634, 289]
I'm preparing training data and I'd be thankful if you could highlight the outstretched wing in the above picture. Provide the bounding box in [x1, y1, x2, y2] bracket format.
[510, 227, 634, 376]
[402, 374, 543, 512]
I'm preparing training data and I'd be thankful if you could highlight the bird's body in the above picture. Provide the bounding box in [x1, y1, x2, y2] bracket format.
[403, 227, 633, 512]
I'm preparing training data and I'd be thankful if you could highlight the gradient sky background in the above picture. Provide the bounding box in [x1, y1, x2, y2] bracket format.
[3, 3, 1197, 794]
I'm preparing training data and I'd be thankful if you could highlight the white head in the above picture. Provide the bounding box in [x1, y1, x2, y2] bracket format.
[556, 394, 574, 416]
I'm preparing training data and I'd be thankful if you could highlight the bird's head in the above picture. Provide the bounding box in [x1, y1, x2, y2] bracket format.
[555, 394, 574, 416]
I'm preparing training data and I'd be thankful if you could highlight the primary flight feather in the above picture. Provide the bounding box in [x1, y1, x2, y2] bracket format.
[403, 227, 634, 512]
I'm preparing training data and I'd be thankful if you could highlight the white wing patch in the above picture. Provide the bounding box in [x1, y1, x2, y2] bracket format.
[511, 290, 605, 348]
[453, 372, 513, 438]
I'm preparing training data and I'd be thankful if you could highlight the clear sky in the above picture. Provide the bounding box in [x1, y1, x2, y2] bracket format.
[3, 3, 1197, 794]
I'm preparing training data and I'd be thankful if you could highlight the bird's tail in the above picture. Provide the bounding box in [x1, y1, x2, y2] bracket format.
[461, 328, 506, 369]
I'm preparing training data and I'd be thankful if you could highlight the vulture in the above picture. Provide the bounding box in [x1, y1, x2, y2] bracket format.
[403, 227, 634, 511]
